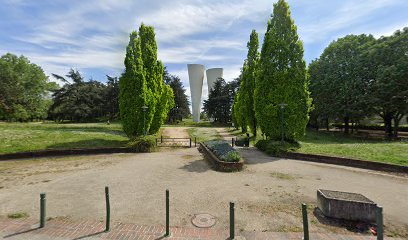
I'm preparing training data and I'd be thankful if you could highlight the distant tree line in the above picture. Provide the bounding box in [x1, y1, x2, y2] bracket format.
[0, 52, 189, 125]
[309, 28, 408, 138]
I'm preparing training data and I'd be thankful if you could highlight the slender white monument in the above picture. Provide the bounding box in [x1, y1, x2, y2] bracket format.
[206, 68, 223, 91]
[187, 64, 205, 122]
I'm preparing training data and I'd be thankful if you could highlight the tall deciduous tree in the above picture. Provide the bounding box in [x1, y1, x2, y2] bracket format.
[239, 30, 259, 136]
[365, 28, 408, 138]
[254, 0, 311, 141]
[120, 24, 173, 137]
[0, 53, 55, 121]
[309, 34, 375, 134]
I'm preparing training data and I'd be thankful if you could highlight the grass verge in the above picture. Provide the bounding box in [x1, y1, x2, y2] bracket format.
[297, 130, 408, 166]
[0, 122, 129, 154]
[187, 127, 222, 142]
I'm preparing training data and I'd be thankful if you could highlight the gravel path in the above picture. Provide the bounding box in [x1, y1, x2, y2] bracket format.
[0, 134, 407, 237]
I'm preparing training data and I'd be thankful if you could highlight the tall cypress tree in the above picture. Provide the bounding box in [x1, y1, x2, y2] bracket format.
[119, 31, 147, 137]
[120, 24, 172, 137]
[240, 30, 259, 136]
[254, 0, 311, 141]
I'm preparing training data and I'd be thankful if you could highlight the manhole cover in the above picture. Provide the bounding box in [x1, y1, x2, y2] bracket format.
[191, 213, 216, 228]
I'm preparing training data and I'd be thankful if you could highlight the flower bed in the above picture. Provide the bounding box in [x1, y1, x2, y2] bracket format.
[199, 140, 244, 172]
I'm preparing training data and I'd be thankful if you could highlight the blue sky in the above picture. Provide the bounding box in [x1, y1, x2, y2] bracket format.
[1, 0, 407, 99]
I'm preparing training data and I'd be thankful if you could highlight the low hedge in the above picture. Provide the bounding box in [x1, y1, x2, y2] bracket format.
[204, 140, 241, 162]
[255, 140, 300, 155]
[127, 136, 157, 153]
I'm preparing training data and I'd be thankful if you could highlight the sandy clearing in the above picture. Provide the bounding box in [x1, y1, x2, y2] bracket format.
[0, 147, 407, 237]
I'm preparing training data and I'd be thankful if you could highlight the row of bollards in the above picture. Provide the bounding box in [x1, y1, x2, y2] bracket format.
[37, 191, 384, 239]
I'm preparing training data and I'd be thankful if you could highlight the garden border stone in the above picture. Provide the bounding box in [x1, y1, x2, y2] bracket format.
[198, 142, 244, 172]
[0, 147, 135, 161]
[280, 152, 407, 174]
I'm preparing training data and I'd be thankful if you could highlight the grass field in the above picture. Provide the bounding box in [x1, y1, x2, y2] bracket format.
[226, 128, 407, 165]
[186, 127, 222, 142]
[297, 130, 408, 166]
[0, 122, 129, 154]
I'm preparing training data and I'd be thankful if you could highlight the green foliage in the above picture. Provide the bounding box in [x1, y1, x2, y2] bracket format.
[204, 140, 241, 162]
[255, 140, 299, 155]
[127, 135, 156, 152]
[239, 30, 259, 136]
[364, 28, 408, 138]
[203, 78, 239, 123]
[308, 34, 375, 133]
[0, 53, 55, 121]
[49, 70, 113, 122]
[254, 0, 311, 141]
[120, 24, 174, 137]
[309, 28, 407, 138]
[221, 151, 241, 162]
[164, 69, 191, 123]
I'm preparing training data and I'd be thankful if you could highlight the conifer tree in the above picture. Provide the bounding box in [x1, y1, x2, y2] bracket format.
[240, 30, 259, 136]
[120, 24, 173, 137]
[254, 0, 311, 141]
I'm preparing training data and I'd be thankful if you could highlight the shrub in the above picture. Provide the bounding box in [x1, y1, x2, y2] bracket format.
[127, 135, 156, 152]
[255, 140, 300, 155]
[204, 140, 241, 162]
[220, 151, 241, 162]
[255, 140, 268, 151]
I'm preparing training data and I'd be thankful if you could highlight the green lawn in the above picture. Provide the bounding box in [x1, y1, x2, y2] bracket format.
[187, 127, 222, 142]
[297, 130, 408, 166]
[228, 128, 407, 166]
[0, 122, 129, 154]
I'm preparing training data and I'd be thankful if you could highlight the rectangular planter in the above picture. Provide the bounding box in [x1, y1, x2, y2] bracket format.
[199, 142, 243, 172]
[317, 189, 377, 223]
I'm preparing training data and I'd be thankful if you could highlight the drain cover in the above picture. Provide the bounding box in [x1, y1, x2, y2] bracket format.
[191, 213, 216, 228]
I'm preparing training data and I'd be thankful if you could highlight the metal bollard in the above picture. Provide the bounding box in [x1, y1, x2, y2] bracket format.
[376, 206, 383, 240]
[194, 137, 197, 147]
[165, 189, 170, 237]
[189, 138, 192, 148]
[105, 186, 110, 232]
[40, 193, 46, 228]
[230, 202, 235, 239]
[232, 138, 235, 147]
[302, 203, 309, 240]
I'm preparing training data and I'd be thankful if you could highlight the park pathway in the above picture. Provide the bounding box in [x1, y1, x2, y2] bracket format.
[1, 217, 396, 240]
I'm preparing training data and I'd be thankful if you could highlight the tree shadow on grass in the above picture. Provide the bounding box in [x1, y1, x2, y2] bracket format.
[299, 130, 390, 145]
[46, 138, 129, 150]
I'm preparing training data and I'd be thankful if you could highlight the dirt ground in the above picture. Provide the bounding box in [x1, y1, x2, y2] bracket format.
[0, 128, 407, 238]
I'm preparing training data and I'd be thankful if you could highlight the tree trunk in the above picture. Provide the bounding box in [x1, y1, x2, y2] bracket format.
[393, 114, 402, 138]
[384, 112, 393, 139]
[326, 118, 329, 131]
[253, 122, 257, 137]
[344, 116, 350, 134]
